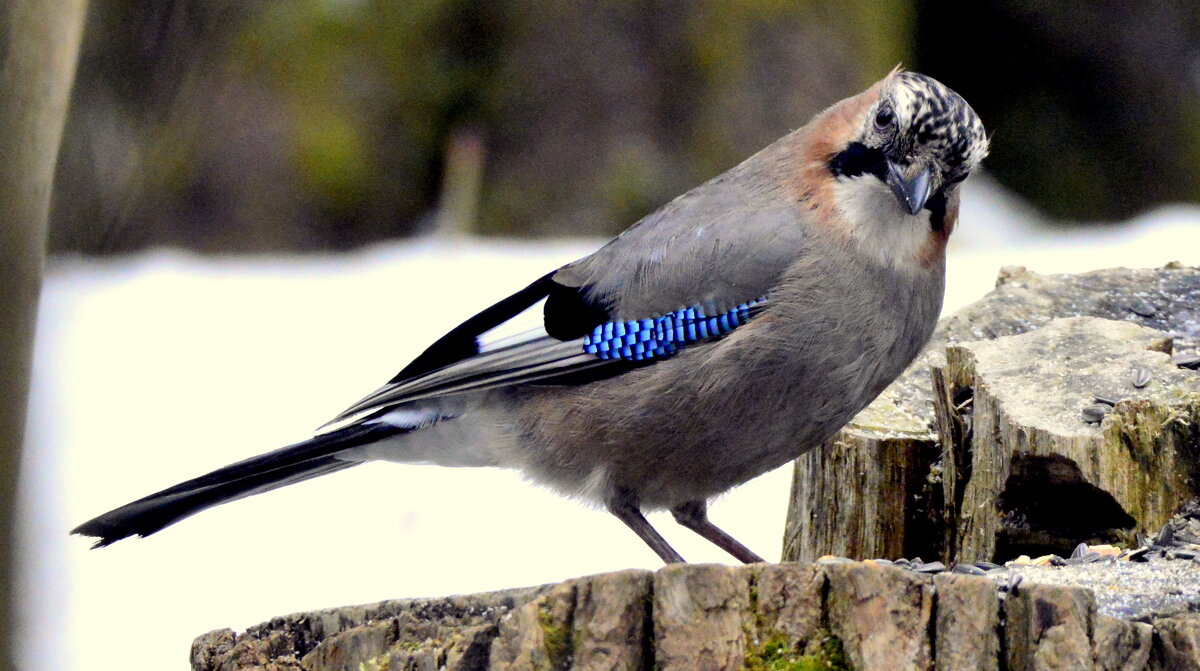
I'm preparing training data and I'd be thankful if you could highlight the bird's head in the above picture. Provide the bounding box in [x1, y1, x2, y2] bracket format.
[793, 71, 987, 271]
[827, 71, 988, 221]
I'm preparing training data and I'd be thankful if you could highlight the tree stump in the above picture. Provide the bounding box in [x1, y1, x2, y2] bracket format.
[190, 561, 1200, 671]
[783, 264, 1200, 564]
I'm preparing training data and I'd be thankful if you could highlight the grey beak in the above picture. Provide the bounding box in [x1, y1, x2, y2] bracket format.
[886, 161, 933, 216]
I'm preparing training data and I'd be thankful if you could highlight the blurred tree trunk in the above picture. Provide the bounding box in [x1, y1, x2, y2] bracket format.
[0, 0, 88, 666]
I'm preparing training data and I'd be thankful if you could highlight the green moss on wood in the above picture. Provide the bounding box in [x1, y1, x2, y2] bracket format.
[538, 600, 572, 669]
[358, 653, 392, 671]
[743, 629, 850, 671]
[1102, 393, 1200, 532]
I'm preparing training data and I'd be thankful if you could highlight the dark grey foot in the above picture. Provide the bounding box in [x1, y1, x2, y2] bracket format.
[607, 489, 685, 564]
[671, 500, 766, 564]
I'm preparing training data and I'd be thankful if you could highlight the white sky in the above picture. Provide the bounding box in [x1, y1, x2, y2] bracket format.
[19, 176, 1200, 670]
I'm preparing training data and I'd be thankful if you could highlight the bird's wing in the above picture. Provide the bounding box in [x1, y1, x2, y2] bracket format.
[327, 171, 806, 425]
[553, 166, 809, 319]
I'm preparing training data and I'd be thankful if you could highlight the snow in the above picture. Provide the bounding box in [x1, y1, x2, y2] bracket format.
[20, 177, 1200, 670]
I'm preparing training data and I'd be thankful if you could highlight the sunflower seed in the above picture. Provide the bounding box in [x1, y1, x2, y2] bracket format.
[951, 563, 986, 576]
[1092, 395, 1119, 407]
[1126, 547, 1150, 562]
[1131, 367, 1152, 388]
[1066, 551, 1101, 565]
[1127, 299, 1157, 317]
[1172, 353, 1200, 370]
[1081, 404, 1111, 423]
[1006, 573, 1022, 594]
[913, 561, 947, 574]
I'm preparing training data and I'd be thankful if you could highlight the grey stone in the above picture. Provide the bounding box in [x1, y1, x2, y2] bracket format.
[652, 563, 750, 671]
[191, 629, 236, 671]
[1150, 614, 1200, 670]
[190, 628, 235, 671]
[489, 569, 653, 671]
[572, 569, 651, 671]
[753, 562, 825, 644]
[191, 585, 548, 671]
[1093, 615, 1152, 671]
[301, 619, 397, 671]
[489, 581, 575, 671]
[824, 561, 934, 670]
[1005, 582, 1095, 671]
[210, 629, 303, 671]
[488, 570, 652, 671]
[188, 557, 1199, 670]
[934, 573, 1000, 671]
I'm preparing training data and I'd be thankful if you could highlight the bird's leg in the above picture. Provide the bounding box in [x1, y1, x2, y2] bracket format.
[671, 500, 766, 564]
[607, 489, 686, 564]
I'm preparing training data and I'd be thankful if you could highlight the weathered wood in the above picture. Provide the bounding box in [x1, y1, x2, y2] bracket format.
[782, 425, 941, 563]
[783, 265, 1200, 564]
[190, 561, 1200, 670]
[939, 317, 1200, 562]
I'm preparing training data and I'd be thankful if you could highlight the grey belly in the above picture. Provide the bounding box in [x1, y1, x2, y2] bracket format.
[506, 330, 909, 509]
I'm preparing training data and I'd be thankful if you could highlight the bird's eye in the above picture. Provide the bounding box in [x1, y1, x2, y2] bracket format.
[874, 109, 894, 131]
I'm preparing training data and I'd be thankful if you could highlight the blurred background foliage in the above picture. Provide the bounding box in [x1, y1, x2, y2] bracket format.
[50, 0, 1200, 254]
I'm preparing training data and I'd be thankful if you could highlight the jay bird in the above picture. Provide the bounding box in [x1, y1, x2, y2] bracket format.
[74, 70, 988, 564]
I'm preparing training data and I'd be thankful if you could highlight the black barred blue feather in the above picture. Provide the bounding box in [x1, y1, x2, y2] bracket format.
[582, 299, 766, 362]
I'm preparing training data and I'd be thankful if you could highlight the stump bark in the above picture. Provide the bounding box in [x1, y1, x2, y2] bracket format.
[783, 264, 1200, 564]
[190, 561, 1200, 671]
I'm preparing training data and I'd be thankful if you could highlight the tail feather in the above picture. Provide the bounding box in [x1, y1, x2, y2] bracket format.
[72, 422, 402, 547]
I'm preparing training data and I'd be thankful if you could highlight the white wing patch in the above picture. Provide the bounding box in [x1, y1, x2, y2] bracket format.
[475, 297, 550, 352]
[373, 407, 445, 429]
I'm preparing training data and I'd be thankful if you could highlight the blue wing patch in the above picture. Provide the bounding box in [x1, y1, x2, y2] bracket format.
[582, 299, 766, 362]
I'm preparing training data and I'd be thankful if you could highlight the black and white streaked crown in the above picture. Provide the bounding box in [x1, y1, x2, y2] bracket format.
[878, 72, 989, 180]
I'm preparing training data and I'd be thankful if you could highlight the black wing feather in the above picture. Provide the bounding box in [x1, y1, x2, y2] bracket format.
[392, 272, 554, 383]
[72, 421, 403, 546]
[389, 271, 614, 384]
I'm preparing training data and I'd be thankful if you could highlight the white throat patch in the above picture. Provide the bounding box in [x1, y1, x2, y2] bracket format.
[830, 174, 932, 272]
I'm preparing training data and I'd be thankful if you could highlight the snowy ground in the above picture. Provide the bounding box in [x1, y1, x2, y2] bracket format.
[20, 177, 1200, 670]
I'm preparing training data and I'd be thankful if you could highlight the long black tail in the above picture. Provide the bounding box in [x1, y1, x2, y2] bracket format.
[72, 422, 403, 547]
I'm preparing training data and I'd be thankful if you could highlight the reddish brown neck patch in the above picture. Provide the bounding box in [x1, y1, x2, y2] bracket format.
[918, 190, 958, 269]
[786, 81, 885, 238]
